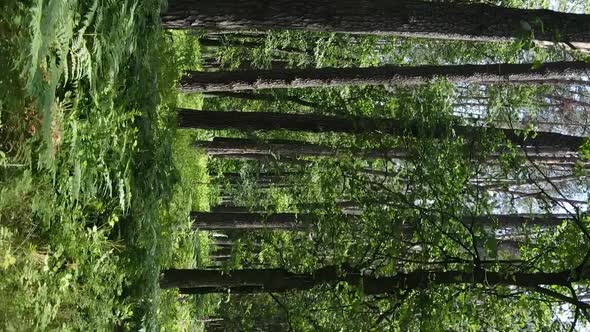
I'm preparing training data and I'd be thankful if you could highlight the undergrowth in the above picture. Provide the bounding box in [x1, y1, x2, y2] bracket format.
[0, 1, 210, 331]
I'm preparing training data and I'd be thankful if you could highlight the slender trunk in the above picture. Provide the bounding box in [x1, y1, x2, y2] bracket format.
[206, 32, 268, 39]
[220, 172, 302, 185]
[199, 38, 263, 49]
[177, 110, 587, 150]
[179, 61, 590, 92]
[191, 212, 312, 230]
[203, 91, 319, 108]
[162, 0, 590, 43]
[199, 37, 308, 55]
[191, 211, 570, 230]
[200, 137, 581, 163]
[160, 266, 576, 294]
[196, 137, 408, 160]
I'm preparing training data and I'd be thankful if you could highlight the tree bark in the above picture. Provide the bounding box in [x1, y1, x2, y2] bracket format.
[177, 110, 587, 150]
[196, 137, 408, 160]
[162, 0, 590, 43]
[200, 137, 581, 163]
[220, 172, 302, 185]
[160, 266, 577, 294]
[191, 212, 312, 230]
[203, 91, 319, 108]
[190, 211, 570, 231]
[199, 38, 263, 49]
[179, 61, 590, 92]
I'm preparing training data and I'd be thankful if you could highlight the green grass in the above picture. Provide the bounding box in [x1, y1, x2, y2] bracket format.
[0, 1, 211, 331]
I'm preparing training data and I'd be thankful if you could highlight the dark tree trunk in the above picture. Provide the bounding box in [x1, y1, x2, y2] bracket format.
[160, 266, 578, 295]
[199, 36, 308, 56]
[219, 172, 302, 186]
[191, 211, 570, 231]
[179, 61, 590, 92]
[162, 0, 590, 43]
[199, 137, 580, 163]
[196, 137, 408, 160]
[191, 212, 312, 230]
[203, 91, 319, 108]
[177, 110, 587, 150]
[199, 38, 263, 49]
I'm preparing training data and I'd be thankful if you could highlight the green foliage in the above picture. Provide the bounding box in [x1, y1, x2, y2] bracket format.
[0, 1, 212, 331]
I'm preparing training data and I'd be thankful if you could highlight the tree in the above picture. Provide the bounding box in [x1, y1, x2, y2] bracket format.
[162, 0, 590, 43]
[179, 61, 590, 92]
[191, 212, 311, 230]
[196, 137, 408, 160]
[200, 137, 581, 166]
[191, 211, 570, 231]
[204, 91, 319, 108]
[177, 110, 587, 149]
[160, 266, 589, 311]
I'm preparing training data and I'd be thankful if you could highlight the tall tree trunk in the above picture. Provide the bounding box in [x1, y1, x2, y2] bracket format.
[191, 211, 570, 231]
[160, 266, 579, 295]
[203, 91, 319, 108]
[196, 137, 408, 160]
[220, 172, 303, 185]
[179, 61, 590, 92]
[199, 38, 263, 49]
[177, 110, 587, 150]
[162, 0, 590, 43]
[191, 212, 312, 230]
[200, 137, 580, 163]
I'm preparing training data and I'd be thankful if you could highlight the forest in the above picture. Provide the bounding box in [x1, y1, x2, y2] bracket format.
[1, 0, 590, 330]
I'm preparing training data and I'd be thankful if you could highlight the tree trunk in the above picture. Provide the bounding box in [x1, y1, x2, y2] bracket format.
[160, 266, 578, 295]
[179, 61, 590, 92]
[162, 0, 590, 43]
[196, 137, 408, 160]
[191, 211, 570, 231]
[191, 212, 312, 230]
[200, 137, 581, 164]
[177, 110, 587, 150]
[203, 91, 319, 108]
[199, 38, 263, 49]
[220, 172, 302, 185]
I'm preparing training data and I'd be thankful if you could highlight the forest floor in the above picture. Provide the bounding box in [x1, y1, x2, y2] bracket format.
[0, 1, 212, 330]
